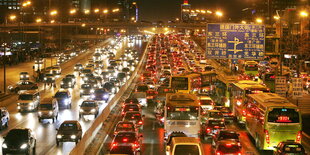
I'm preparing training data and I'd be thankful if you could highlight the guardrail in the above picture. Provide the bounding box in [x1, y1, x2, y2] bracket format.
[70, 38, 150, 155]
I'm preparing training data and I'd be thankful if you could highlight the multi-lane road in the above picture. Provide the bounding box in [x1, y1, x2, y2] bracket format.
[0, 37, 147, 155]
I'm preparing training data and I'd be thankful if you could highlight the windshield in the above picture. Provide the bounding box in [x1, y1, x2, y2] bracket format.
[200, 100, 213, 105]
[124, 113, 141, 120]
[137, 86, 148, 92]
[167, 107, 199, 120]
[60, 123, 77, 130]
[171, 77, 188, 90]
[94, 89, 105, 93]
[55, 92, 68, 98]
[39, 104, 52, 110]
[210, 112, 223, 118]
[7, 130, 28, 140]
[268, 108, 300, 123]
[82, 69, 92, 73]
[81, 101, 96, 107]
[19, 94, 33, 100]
[218, 144, 240, 153]
[114, 133, 136, 143]
[124, 105, 139, 111]
[174, 145, 200, 155]
[219, 132, 239, 140]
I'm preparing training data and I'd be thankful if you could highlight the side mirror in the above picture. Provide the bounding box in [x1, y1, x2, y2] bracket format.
[142, 115, 145, 118]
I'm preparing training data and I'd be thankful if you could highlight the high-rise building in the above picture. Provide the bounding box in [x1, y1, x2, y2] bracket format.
[116, 0, 138, 22]
[181, 0, 191, 22]
[0, 0, 21, 23]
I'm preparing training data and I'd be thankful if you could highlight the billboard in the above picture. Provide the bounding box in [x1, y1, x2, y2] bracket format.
[206, 23, 265, 59]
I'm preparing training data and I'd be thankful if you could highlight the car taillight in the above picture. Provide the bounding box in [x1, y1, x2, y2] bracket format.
[265, 129, 270, 144]
[122, 112, 125, 115]
[123, 138, 128, 142]
[296, 131, 302, 143]
[114, 131, 118, 135]
[160, 117, 164, 122]
[214, 126, 219, 129]
[138, 121, 143, 125]
[206, 128, 211, 133]
[216, 151, 221, 155]
[242, 110, 247, 116]
[111, 142, 117, 148]
[237, 152, 242, 155]
[132, 142, 139, 148]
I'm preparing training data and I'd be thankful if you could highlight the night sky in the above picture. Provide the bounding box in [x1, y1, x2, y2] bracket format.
[137, 0, 250, 22]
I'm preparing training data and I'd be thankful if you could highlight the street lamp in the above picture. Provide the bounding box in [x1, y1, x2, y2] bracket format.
[50, 10, 58, 16]
[215, 11, 223, 22]
[300, 11, 309, 17]
[273, 15, 280, 20]
[70, 9, 76, 15]
[9, 15, 17, 21]
[256, 18, 263, 24]
[94, 8, 99, 13]
[241, 20, 247, 24]
[84, 9, 90, 15]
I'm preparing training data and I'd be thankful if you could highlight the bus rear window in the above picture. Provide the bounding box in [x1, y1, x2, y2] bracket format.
[268, 108, 300, 123]
[200, 100, 213, 105]
[174, 145, 199, 155]
[171, 77, 188, 90]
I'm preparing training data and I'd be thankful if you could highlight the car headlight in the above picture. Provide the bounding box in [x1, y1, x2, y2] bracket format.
[20, 143, 28, 149]
[80, 90, 84, 93]
[57, 134, 62, 139]
[44, 77, 47, 80]
[38, 112, 42, 115]
[71, 135, 76, 139]
[20, 75, 23, 78]
[79, 109, 84, 112]
[91, 95, 95, 98]
[29, 102, 33, 106]
[84, 77, 88, 81]
[52, 77, 55, 80]
[49, 111, 53, 115]
[90, 109, 96, 113]
[26, 75, 29, 77]
[90, 89, 94, 93]
[61, 82, 64, 85]
[64, 99, 69, 104]
[2, 143, 7, 148]
[103, 94, 109, 99]
[68, 82, 72, 85]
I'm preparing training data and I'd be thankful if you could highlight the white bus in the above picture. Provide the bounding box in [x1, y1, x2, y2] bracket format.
[164, 93, 201, 138]
[245, 93, 302, 150]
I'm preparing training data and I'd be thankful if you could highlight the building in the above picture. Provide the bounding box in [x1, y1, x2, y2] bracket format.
[181, 0, 191, 22]
[0, 0, 21, 23]
[115, 0, 138, 22]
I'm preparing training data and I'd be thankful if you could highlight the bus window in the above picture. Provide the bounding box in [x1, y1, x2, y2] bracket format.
[171, 77, 188, 90]
[167, 107, 198, 120]
[268, 108, 300, 123]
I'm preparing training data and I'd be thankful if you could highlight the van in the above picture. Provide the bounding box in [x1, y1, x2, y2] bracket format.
[166, 137, 204, 155]
[38, 98, 59, 122]
[17, 90, 40, 112]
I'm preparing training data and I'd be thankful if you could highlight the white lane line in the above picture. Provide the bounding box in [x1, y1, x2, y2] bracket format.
[150, 139, 154, 155]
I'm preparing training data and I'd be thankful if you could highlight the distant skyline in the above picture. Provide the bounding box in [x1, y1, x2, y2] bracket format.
[137, 0, 249, 21]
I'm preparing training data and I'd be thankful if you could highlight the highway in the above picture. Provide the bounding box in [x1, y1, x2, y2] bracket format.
[0, 37, 147, 155]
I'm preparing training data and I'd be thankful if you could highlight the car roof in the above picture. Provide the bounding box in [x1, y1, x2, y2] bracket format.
[41, 98, 54, 103]
[62, 120, 79, 124]
[172, 137, 200, 144]
[19, 90, 38, 95]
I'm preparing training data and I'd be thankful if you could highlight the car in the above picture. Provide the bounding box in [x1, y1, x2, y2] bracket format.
[74, 63, 83, 71]
[166, 137, 204, 155]
[51, 65, 62, 75]
[130, 92, 147, 107]
[212, 130, 241, 148]
[43, 73, 56, 83]
[114, 121, 138, 135]
[200, 120, 226, 140]
[80, 68, 92, 77]
[34, 58, 43, 64]
[103, 82, 117, 94]
[122, 104, 141, 116]
[91, 88, 110, 102]
[17, 90, 40, 112]
[212, 140, 242, 155]
[38, 98, 59, 122]
[19, 72, 30, 80]
[79, 100, 99, 118]
[100, 71, 110, 81]
[0, 107, 9, 130]
[117, 72, 128, 83]
[274, 141, 307, 155]
[135, 84, 149, 92]
[110, 131, 142, 154]
[201, 110, 224, 124]
[53, 89, 72, 109]
[56, 120, 83, 145]
[214, 106, 235, 122]
[2, 128, 36, 155]
[80, 84, 94, 97]
[198, 95, 215, 111]
[123, 111, 144, 129]
[165, 131, 187, 146]
[60, 77, 75, 88]
[65, 74, 76, 84]
[8, 81, 38, 93]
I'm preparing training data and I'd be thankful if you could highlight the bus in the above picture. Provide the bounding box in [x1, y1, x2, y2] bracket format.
[244, 61, 259, 76]
[164, 93, 201, 138]
[215, 74, 238, 107]
[200, 71, 217, 95]
[170, 73, 201, 94]
[230, 80, 270, 124]
[245, 93, 302, 150]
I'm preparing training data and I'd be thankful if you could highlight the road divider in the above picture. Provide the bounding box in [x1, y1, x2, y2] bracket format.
[70, 38, 150, 155]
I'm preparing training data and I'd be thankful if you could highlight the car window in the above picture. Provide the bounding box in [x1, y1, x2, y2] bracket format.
[7, 130, 29, 140]
[55, 92, 68, 98]
[60, 123, 77, 130]
[174, 145, 199, 155]
[81, 101, 96, 107]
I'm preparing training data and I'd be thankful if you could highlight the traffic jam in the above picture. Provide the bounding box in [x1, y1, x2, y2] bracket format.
[0, 36, 145, 155]
[105, 33, 307, 155]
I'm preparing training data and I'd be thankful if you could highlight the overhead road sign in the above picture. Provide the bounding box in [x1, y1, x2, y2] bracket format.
[206, 23, 265, 59]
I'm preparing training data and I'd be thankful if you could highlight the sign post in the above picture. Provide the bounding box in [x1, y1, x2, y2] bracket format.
[275, 76, 287, 97]
[292, 78, 303, 99]
[206, 23, 265, 60]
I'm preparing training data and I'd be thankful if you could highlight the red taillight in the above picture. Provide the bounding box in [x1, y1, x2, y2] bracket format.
[265, 129, 270, 144]
[112, 142, 117, 148]
[216, 151, 221, 155]
[225, 143, 232, 147]
[214, 126, 219, 129]
[138, 121, 143, 125]
[238, 152, 241, 155]
[242, 110, 247, 116]
[296, 131, 302, 143]
[122, 111, 125, 115]
[206, 128, 211, 133]
[123, 138, 128, 142]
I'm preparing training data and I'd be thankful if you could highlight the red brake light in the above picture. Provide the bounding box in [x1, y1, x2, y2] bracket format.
[225, 143, 232, 147]
[138, 121, 143, 125]
[112, 142, 117, 148]
[296, 131, 302, 143]
[216, 151, 221, 155]
[265, 129, 270, 144]
[123, 138, 128, 142]
[214, 126, 219, 129]
[238, 152, 241, 155]
[206, 128, 211, 133]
